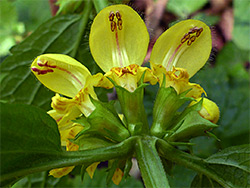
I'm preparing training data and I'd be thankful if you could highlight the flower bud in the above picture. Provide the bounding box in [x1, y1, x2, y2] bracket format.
[190, 98, 220, 124]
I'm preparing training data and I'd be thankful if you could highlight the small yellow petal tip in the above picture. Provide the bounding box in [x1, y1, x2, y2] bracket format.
[49, 166, 75, 178]
[86, 162, 100, 179]
[112, 168, 124, 185]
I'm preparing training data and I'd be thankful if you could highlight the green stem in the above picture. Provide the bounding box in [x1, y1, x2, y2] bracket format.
[135, 136, 170, 188]
[92, 0, 109, 13]
[70, 0, 92, 58]
[157, 139, 233, 188]
[1, 137, 136, 184]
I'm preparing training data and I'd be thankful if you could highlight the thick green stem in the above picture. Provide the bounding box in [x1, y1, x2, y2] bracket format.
[92, 0, 109, 13]
[70, 0, 92, 57]
[135, 136, 170, 188]
[1, 137, 136, 184]
[157, 139, 233, 188]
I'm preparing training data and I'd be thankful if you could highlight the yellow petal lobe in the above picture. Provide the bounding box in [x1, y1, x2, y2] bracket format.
[90, 5, 149, 72]
[112, 168, 124, 185]
[105, 64, 157, 92]
[86, 162, 100, 179]
[152, 63, 206, 98]
[150, 20, 212, 78]
[49, 166, 75, 178]
[31, 54, 91, 98]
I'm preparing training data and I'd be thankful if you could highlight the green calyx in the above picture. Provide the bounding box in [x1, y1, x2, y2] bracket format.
[150, 84, 218, 142]
[150, 86, 193, 138]
[74, 97, 130, 143]
[164, 98, 218, 142]
[115, 84, 149, 136]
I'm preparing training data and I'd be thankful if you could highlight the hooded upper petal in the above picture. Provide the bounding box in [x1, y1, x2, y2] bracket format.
[150, 19, 212, 78]
[31, 54, 91, 98]
[89, 5, 149, 72]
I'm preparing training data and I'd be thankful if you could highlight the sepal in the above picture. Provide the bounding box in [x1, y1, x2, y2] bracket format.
[123, 158, 133, 179]
[74, 98, 130, 142]
[74, 134, 115, 150]
[115, 84, 149, 135]
[166, 110, 218, 142]
[150, 86, 193, 138]
[162, 98, 219, 142]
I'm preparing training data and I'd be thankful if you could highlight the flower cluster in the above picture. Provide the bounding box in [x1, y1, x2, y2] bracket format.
[31, 4, 219, 185]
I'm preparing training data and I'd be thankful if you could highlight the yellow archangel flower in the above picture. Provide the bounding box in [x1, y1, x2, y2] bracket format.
[30, 3, 212, 184]
[30, 54, 107, 178]
[89, 5, 158, 92]
[89, 5, 212, 97]
[150, 19, 212, 98]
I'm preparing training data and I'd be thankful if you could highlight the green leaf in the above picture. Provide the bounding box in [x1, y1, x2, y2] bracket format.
[158, 139, 250, 188]
[0, 103, 136, 187]
[233, 0, 250, 50]
[166, 0, 208, 18]
[205, 144, 250, 173]
[0, 103, 62, 186]
[0, 14, 81, 110]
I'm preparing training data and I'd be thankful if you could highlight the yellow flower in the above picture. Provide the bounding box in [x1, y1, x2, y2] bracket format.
[31, 54, 107, 178]
[89, 4, 157, 92]
[150, 19, 212, 98]
[89, 5, 211, 97]
[30, 3, 212, 184]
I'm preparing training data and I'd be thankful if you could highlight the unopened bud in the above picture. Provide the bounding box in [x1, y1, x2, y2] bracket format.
[190, 98, 220, 124]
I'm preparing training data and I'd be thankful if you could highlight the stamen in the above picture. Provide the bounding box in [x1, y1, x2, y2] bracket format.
[117, 19, 122, 30]
[116, 12, 121, 20]
[109, 12, 115, 21]
[196, 28, 203, 37]
[181, 33, 190, 43]
[108, 10, 124, 67]
[166, 26, 203, 70]
[111, 21, 116, 32]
